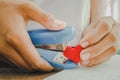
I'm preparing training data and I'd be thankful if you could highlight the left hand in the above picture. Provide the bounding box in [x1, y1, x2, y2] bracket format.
[0, 0, 66, 71]
[79, 17, 120, 67]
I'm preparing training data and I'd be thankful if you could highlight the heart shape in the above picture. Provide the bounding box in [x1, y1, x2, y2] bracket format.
[63, 45, 82, 64]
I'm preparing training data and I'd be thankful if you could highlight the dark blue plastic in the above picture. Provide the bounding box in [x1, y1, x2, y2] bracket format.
[28, 26, 76, 45]
[37, 48, 77, 69]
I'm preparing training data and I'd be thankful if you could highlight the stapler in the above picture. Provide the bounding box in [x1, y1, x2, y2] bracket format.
[28, 26, 82, 69]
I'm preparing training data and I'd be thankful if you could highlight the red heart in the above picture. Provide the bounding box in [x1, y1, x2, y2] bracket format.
[63, 45, 82, 64]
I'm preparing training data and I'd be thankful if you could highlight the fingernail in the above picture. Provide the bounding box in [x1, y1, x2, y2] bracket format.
[80, 53, 91, 61]
[49, 20, 66, 30]
[54, 20, 66, 26]
[82, 60, 89, 65]
[80, 41, 89, 48]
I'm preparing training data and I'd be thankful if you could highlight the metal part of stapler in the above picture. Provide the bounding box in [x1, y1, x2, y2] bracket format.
[28, 26, 75, 51]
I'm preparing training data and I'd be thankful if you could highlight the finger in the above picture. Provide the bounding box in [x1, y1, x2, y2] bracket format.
[81, 46, 117, 67]
[19, 1, 66, 30]
[6, 30, 53, 71]
[80, 30, 117, 61]
[0, 43, 32, 71]
[82, 23, 96, 37]
[0, 55, 13, 65]
[80, 17, 114, 48]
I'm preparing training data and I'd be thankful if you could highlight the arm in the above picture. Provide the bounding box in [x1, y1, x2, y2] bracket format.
[91, 0, 112, 22]
[91, 0, 120, 25]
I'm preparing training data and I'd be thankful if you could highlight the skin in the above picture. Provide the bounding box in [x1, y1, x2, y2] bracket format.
[80, 0, 120, 67]
[0, 0, 66, 71]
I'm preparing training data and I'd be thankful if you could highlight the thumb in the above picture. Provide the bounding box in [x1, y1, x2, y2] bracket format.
[20, 1, 66, 30]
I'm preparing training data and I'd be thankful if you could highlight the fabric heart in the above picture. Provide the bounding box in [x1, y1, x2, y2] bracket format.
[63, 45, 83, 64]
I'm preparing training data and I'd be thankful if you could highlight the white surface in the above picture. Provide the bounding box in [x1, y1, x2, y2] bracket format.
[44, 55, 120, 80]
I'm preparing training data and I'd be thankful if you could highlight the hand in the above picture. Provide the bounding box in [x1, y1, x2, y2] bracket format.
[0, 0, 66, 71]
[79, 17, 120, 66]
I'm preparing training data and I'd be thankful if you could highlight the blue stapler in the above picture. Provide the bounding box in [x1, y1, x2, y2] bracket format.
[28, 26, 78, 69]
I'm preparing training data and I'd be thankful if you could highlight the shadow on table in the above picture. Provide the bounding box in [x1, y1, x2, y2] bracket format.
[0, 62, 61, 80]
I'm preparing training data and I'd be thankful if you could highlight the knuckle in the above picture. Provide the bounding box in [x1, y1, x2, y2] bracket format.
[5, 33, 21, 44]
[42, 13, 55, 23]
[42, 14, 58, 30]
[31, 62, 41, 70]
[86, 35, 96, 45]
[19, 1, 35, 13]
[108, 33, 117, 43]
[100, 20, 111, 32]
[48, 14, 55, 22]
[111, 46, 117, 54]
[89, 46, 99, 56]
[99, 17, 114, 32]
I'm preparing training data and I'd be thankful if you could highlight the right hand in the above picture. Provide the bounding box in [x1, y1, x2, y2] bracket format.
[0, 0, 66, 71]
[80, 17, 119, 67]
